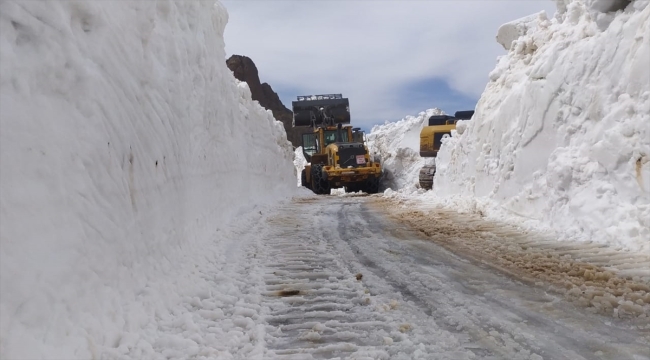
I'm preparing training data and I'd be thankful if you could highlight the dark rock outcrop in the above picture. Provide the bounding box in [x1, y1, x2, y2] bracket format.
[226, 55, 309, 147]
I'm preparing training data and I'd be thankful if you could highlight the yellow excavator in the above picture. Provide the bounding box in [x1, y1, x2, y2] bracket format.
[419, 110, 474, 189]
[293, 94, 382, 194]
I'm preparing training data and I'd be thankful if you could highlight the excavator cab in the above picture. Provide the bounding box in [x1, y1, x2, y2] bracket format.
[420, 111, 474, 157]
[418, 110, 474, 189]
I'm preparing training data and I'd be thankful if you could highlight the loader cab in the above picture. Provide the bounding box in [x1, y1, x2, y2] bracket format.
[302, 132, 318, 161]
[302, 126, 356, 161]
[324, 129, 349, 146]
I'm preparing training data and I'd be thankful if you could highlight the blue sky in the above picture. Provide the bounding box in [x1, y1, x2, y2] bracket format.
[221, 0, 557, 132]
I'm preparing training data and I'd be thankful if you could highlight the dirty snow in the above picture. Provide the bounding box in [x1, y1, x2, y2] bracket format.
[0, 1, 295, 358]
[377, 196, 650, 324]
[370, 0, 650, 254]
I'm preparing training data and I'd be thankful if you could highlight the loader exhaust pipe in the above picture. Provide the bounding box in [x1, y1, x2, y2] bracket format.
[336, 123, 343, 142]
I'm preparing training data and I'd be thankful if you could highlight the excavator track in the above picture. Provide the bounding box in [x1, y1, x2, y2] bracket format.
[418, 165, 435, 190]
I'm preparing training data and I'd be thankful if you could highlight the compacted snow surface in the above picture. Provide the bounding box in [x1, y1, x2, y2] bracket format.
[369, 0, 650, 254]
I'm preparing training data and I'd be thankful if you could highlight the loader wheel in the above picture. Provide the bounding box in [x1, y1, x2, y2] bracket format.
[311, 164, 330, 195]
[365, 177, 380, 194]
[301, 169, 310, 189]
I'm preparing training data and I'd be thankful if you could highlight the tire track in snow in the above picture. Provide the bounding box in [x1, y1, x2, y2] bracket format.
[341, 197, 649, 360]
[259, 206, 395, 360]
[374, 198, 650, 323]
[255, 196, 648, 360]
[258, 197, 538, 359]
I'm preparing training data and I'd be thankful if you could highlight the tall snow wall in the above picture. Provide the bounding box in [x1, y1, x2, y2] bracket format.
[0, 1, 295, 358]
[434, 0, 650, 252]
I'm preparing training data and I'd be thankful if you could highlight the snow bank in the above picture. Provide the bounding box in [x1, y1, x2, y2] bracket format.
[367, 109, 443, 192]
[0, 1, 295, 358]
[294, 146, 307, 186]
[435, 0, 650, 252]
[497, 13, 540, 51]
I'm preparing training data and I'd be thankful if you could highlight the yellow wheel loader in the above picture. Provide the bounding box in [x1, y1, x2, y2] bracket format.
[293, 94, 382, 195]
[418, 110, 474, 190]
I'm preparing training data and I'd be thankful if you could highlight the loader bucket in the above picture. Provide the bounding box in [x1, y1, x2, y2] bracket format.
[292, 94, 350, 127]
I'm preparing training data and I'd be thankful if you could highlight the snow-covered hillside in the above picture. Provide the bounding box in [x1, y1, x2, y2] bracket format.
[0, 1, 295, 358]
[371, 0, 650, 253]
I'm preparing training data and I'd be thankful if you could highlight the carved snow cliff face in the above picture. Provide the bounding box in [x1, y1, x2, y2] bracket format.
[0, 1, 296, 357]
[434, 0, 650, 252]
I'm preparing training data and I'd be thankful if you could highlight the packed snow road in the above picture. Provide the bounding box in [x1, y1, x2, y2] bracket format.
[143, 194, 648, 359]
[248, 195, 649, 360]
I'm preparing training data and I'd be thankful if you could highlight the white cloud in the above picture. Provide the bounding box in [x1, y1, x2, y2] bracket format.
[221, 0, 557, 129]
